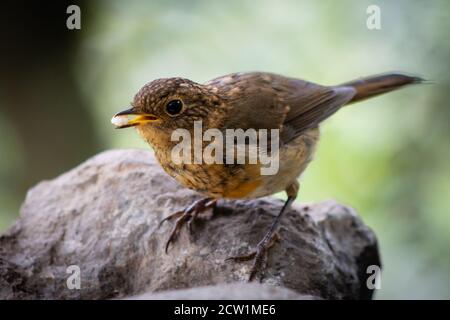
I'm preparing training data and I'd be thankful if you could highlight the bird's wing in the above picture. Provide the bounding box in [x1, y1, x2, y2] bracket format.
[282, 79, 356, 139]
[208, 72, 355, 142]
[206, 72, 288, 131]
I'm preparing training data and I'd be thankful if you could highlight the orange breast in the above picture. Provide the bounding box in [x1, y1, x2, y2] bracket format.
[222, 163, 262, 199]
[223, 179, 262, 199]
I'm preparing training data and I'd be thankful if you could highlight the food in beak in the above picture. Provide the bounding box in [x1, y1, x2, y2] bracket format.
[111, 110, 159, 128]
[111, 115, 131, 127]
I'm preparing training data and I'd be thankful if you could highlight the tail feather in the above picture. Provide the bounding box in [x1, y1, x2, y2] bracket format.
[340, 73, 425, 104]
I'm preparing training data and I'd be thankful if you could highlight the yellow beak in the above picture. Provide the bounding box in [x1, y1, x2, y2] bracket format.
[111, 108, 160, 129]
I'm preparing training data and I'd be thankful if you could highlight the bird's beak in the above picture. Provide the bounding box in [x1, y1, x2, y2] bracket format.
[111, 107, 160, 129]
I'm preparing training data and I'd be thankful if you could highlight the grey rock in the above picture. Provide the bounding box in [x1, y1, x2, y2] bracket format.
[127, 283, 319, 300]
[0, 149, 380, 300]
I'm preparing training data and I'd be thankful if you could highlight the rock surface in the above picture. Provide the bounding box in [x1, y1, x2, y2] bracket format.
[0, 149, 380, 300]
[127, 283, 319, 300]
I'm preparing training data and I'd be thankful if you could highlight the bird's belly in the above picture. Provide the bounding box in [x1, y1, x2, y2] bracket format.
[159, 161, 262, 199]
[246, 128, 319, 198]
[156, 128, 319, 199]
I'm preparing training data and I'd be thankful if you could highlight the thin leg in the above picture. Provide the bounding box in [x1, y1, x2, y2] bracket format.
[227, 181, 299, 281]
[159, 198, 216, 253]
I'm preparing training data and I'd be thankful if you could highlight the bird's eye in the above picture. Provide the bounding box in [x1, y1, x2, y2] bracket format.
[165, 99, 183, 116]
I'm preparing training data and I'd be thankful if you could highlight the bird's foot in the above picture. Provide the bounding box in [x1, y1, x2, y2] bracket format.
[159, 198, 216, 253]
[227, 232, 280, 282]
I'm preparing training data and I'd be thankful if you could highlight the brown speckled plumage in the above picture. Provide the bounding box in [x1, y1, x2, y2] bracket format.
[132, 72, 347, 199]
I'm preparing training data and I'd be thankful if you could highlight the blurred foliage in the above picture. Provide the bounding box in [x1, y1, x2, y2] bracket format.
[1, 0, 449, 299]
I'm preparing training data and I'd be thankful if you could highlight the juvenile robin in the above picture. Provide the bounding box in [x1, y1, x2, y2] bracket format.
[112, 71, 423, 281]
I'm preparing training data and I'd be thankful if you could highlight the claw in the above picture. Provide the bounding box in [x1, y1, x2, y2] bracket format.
[226, 194, 294, 281]
[227, 232, 280, 281]
[158, 210, 184, 228]
[225, 251, 256, 262]
[160, 198, 216, 253]
[165, 213, 191, 253]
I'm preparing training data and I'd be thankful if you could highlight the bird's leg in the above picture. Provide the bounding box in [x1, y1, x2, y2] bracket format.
[227, 181, 299, 281]
[159, 197, 216, 253]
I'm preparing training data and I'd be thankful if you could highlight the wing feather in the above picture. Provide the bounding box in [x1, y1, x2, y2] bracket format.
[208, 72, 355, 142]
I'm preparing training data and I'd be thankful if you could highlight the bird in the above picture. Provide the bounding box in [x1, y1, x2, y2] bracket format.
[112, 71, 423, 281]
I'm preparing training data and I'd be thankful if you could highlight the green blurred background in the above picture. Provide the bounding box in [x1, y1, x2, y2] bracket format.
[1, 0, 449, 299]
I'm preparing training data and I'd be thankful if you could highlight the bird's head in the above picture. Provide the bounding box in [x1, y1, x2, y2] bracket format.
[112, 78, 222, 136]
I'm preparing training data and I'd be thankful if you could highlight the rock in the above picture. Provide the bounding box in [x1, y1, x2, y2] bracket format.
[0, 149, 381, 300]
[127, 283, 319, 300]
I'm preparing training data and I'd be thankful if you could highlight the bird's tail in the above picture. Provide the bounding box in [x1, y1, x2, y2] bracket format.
[340, 73, 425, 104]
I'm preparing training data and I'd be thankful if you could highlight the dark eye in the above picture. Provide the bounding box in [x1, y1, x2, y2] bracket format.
[165, 99, 183, 116]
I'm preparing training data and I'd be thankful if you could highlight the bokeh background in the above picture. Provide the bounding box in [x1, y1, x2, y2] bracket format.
[1, 0, 449, 299]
